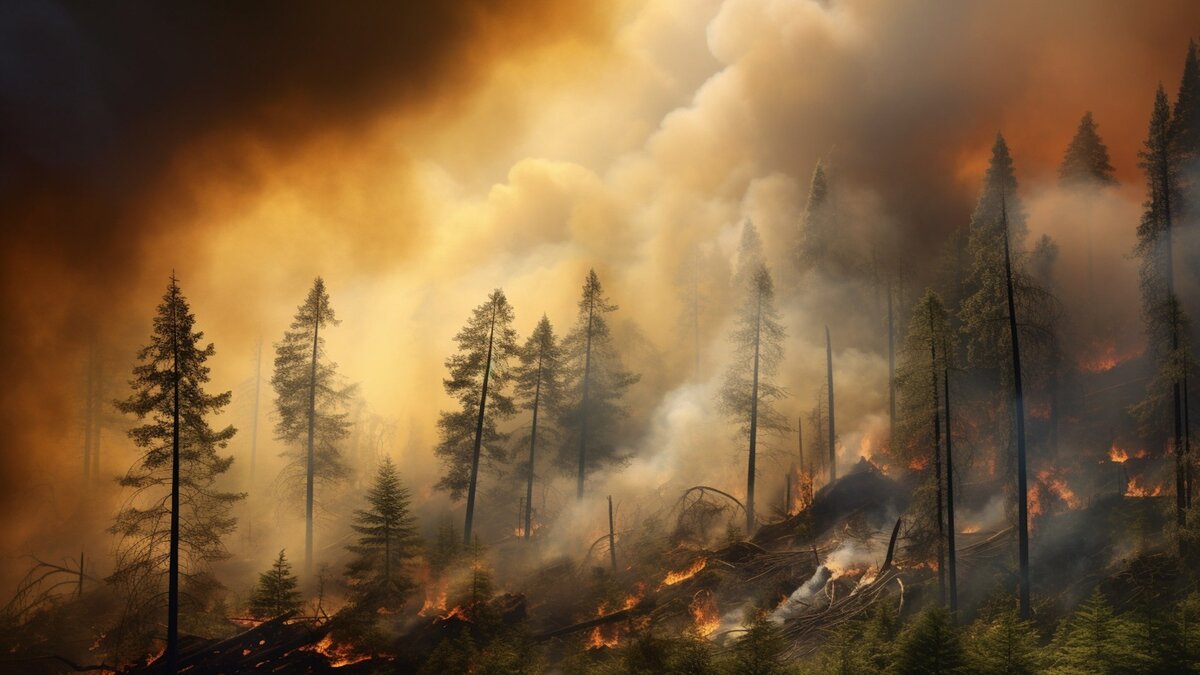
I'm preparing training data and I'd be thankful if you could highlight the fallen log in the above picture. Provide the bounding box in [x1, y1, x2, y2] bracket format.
[532, 596, 656, 641]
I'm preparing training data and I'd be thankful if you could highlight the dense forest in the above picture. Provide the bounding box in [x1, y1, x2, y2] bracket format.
[5, 4, 1200, 675]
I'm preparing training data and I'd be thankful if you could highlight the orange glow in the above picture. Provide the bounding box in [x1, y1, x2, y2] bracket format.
[1125, 477, 1164, 497]
[908, 456, 929, 470]
[661, 558, 706, 586]
[1029, 484, 1044, 521]
[689, 591, 720, 638]
[1079, 342, 1142, 373]
[960, 524, 981, 534]
[1109, 445, 1129, 463]
[418, 583, 448, 616]
[438, 605, 471, 622]
[303, 634, 371, 668]
[1038, 468, 1081, 510]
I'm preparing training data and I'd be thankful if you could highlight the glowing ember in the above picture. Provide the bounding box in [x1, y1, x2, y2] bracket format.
[662, 558, 706, 586]
[145, 643, 166, 665]
[1038, 468, 1081, 510]
[438, 605, 471, 622]
[587, 626, 621, 649]
[908, 456, 929, 471]
[689, 591, 720, 638]
[1125, 477, 1164, 497]
[418, 585, 448, 616]
[1079, 342, 1142, 373]
[1109, 445, 1129, 463]
[302, 634, 371, 668]
[960, 524, 981, 534]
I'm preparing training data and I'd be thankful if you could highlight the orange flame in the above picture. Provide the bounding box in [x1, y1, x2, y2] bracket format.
[1125, 477, 1165, 497]
[661, 558, 706, 586]
[960, 524, 981, 534]
[418, 584, 447, 616]
[1037, 468, 1081, 510]
[689, 591, 720, 638]
[1109, 445, 1129, 463]
[1080, 342, 1142, 373]
[303, 634, 371, 668]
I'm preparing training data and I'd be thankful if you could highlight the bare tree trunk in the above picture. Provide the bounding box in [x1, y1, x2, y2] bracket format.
[928, 306, 944, 605]
[944, 366, 958, 614]
[576, 299, 595, 501]
[826, 326, 837, 483]
[525, 352, 543, 541]
[607, 495, 617, 572]
[305, 300, 320, 574]
[1002, 198, 1032, 619]
[746, 290, 762, 533]
[888, 281, 896, 451]
[464, 302, 498, 546]
[167, 280, 181, 674]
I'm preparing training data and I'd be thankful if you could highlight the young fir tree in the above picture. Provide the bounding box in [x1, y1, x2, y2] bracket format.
[964, 605, 1044, 675]
[512, 315, 564, 540]
[892, 606, 967, 675]
[1044, 589, 1142, 674]
[1172, 41, 1200, 189]
[272, 277, 354, 573]
[894, 289, 953, 595]
[434, 289, 518, 544]
[558, 270, 639, 500]
[725, 611, 789, 675]
[110, 276, 241, 667]
[719, 260, 786, 534]
[345, 457, 421, 611]
[249, 550, 302, 619]
[1058, 112, 1116, 186]
[1130, 86, 1190, 529]
[797, 160, 837, 273]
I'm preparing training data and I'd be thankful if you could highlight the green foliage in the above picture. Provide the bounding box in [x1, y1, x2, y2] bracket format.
[726, 611, 790, 675]
[964, 604, 1044, 674]
[1044, 589, 1142, 674]
[891, 606, 966, 674]
[1059, 112, 1116, 186]
[344, 457, 421, 611]
[435, 288, 519, 499]
[428, 513, 463, 578]
[249, 549, 302, 619]
[557, 270, 640, 484]
[272, 276, 354, 503]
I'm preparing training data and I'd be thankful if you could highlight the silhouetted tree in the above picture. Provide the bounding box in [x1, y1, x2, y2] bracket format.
[893, 606, 966, 674]
[345, 457, 421, 611]
[1059, 112, 1116, 186]
[797, 160, 836, 273]
[513, 315, 564, 540]
[249, 550, 302, 619]
[559, 270, 639, 499]
[719, 258, 786, 533]
[435, 289, 518, 544]
[110, 276, 241, 667]
[273, 277, 354, 573]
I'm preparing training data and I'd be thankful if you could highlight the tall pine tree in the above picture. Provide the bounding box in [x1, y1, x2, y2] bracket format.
[513, 315, 564, 540]
[1059, 112, 1116, 186]
[719, 259, 786, 533]
[273, 277, 354, 573]
[110, 276, 241, 667]
[345, 457, 421, 611]
[435, 289, 518, 544]
[559, 270, 639, 500]
[249, 550, 302, 619]
[797, 160, 836, 273]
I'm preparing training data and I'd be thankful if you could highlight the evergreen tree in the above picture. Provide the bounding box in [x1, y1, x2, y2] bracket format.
[1172, 41, 1200, 183]
[513, 315, 564, 540]
[735, 219, 765, 285]
[725, 612, 788, 675]
[797, 160, 836, 272]
[434, 289, 518, 544]
[1045, 589, 1142, 674]
[345, 457, 421, 611]
[1132, 86, 1190, 528]
[1059, 112, 1116, 186]
[428, 514, 462, 579]
[249, 550, 302, 619]
[272, 277, 354, 573]
[110, 276, 241, 667]
[965, 605, 1043, 674]
[719, 257, 786, 534]
[892, 606, 966, 674]
[558, 270, 639, 499]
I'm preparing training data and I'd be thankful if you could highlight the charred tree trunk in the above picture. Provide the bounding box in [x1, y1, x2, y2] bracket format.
[888, 281, 896, 451]
[1002, 197, 1032, 619]
[464, 302, 498, 545]
[524, 351, 544, 540]
[945, 366, 958, 614]
[167, 279, 182, 673]
[928, 306, 945, 605]
[826, 326, 837, 483]
[607, 495, 617, 571]
[1160, 151, 1184, 529]
[746, 289, 763, 533]
[576, 298, 595, 501]
[305, 296, 321, 573]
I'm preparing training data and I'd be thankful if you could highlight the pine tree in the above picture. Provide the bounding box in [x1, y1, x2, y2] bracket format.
[345, 457, 421, 611]
[1059, 112, 1116, 186]
[892, 606, 967, 674]
[719, 256, 786, 533]
[1132, 86, 1189, 530]
[272, 277, 354, 573]
[249, 550, 302, 619]
[559, 270, 639, 499]
[513, 315, 564, 540]
[110, 276, 241, 667]
[1172, 41, 1200, 182]
[435, 289, 518, 544]
[797, 160, 836, 273]
[965, 605, 1043, 674]
[1045, 590, 1142, 674]
[725, 611, 788, 675]
[428, 515, 462, 579]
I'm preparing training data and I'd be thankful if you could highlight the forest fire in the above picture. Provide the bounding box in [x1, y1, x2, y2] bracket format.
[418, 581, 448, 616]
[661, 558, 706, 586]
[688, 591, 720, 638]
[1079, 342, 1142, 373]
[1109, 445, 1130, 463]
[1125, 477, 1165, 497]
[1037, 468, 1082, 510]
[302, 634, 371, 668]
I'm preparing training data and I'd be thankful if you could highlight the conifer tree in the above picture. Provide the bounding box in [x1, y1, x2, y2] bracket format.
[797, 160, 836, 273]
[249, 550, 302, 619]
[725, 611, 788, 675]
[893, 606, 966, 674]
[435, 289, 518, 544]
[345, 457, 421, 611]
[559, 270, 639, 499]
[1059, 112, 1116, 186]
[1045, 590, 1142, 674]
[965, 605, 1043, 675]
[273, 277, 354, 573]
[1172, 41, 1200, 184]
[513, 315, 564, 540]
[110, 276, 241, 668]
[719, 259, 786, 533]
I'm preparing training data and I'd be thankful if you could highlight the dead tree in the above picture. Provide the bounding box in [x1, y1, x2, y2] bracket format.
[1002, 197, 1032, 618]
[826, 326, 837, 483]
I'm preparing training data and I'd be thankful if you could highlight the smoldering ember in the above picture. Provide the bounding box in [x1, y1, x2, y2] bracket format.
[5, 3, 1200, 675]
